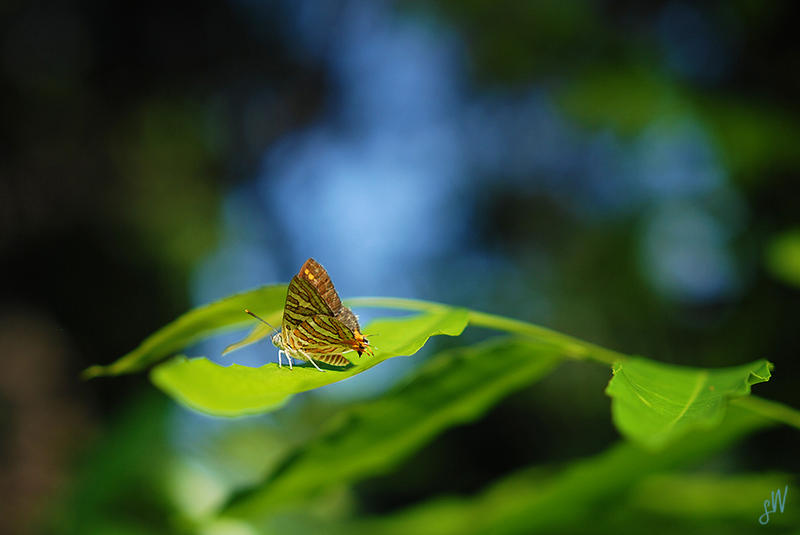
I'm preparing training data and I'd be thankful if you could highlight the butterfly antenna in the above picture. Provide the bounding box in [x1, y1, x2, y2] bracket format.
[244, 309, 279, 334]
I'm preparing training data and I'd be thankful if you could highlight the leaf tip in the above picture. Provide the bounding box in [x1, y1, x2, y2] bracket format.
[80, 365, 104, 380]
[748, 360, 774, 385]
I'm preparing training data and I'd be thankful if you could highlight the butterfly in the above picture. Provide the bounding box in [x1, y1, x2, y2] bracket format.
[246, 258, 372, 371]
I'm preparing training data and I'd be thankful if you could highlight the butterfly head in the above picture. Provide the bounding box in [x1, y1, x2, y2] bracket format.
[352, 330, 373, 357]
[271, 331, 283, 349]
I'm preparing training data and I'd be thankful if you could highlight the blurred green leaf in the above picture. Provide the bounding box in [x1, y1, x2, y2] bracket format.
[43, 394, 177, 534]
[558, 67, 682, 134]
[605, 357, 772, 449]
[700, 97, 800, 183]
[83, 285, 287, 378]
[113, 99, 227, 279]
[731, 395, 800, 429]
[222, 322, 272, 355]
[558, 66, 800, 182]
[766, 229, 800, 288]
[254, 407, 773, 535]
[150, 308, 470, 416]
[362, 409, 772, 535]
[221, 337, 563, 520]
[629, 473, 796, 522]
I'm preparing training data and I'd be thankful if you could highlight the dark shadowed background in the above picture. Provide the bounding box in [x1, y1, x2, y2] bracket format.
[1, 1, 799, 533]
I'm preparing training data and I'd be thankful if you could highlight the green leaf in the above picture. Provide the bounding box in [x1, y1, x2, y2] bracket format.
[149, 307, 470, 416]
[731, 395, 800, 429]
[766, 228, 800, 288]
[347, 297, 625, 365]
[367, 408, 772, 535]
[628, 473, 796, 522]
[86, 285, 798, 453]
[222, 322, 272, 356]
[557, 66, 800, 180]
[221, 336, 563, 520]
[43, 394, 177, 534]
[605, 357, 772, 449]
[246, 406, 774, 535]
[83, 285, 287, 378]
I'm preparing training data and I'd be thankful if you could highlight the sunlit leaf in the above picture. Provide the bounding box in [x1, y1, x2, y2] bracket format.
[83, 285, 287, 378]
[766, 228, 800, 288]
[86, 288, 796, 454]
[605, 357, 772, 449]
[221, 337, 563, 519]
[150, 308, 470, 416]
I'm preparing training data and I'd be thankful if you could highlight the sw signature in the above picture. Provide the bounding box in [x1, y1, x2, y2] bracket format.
[759, 485, 788, 525]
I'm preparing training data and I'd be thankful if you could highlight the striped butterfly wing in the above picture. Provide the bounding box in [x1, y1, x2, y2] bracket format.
[297, 258, 362, 333]
[281, 275, 335, 334]
[287, 314, 359, 367]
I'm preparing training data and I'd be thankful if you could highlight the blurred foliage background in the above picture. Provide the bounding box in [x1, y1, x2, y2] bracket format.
[1, 1, 799, 533]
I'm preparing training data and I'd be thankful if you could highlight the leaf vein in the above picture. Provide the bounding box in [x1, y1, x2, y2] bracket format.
[664, 371, 708, 431]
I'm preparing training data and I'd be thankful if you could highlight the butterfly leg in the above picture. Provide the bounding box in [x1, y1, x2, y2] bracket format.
[302, 351, 325, 372]
[278, 350, 293, 370]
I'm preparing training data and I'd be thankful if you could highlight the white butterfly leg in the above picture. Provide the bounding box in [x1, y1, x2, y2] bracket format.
[277, 349, 293, 370]
[301, 351, 325, 372]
